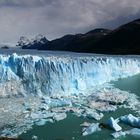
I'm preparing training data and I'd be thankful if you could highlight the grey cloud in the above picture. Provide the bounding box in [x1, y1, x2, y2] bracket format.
[0, 0, 43, 7]
[0, 0, 139, 43]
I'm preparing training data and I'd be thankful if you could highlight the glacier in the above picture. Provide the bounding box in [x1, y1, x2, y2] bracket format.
[0, 51, 140, 97]
[0, 51, 140, 138]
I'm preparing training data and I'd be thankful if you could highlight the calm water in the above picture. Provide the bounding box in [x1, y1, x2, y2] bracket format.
[19, 74, 140, 140]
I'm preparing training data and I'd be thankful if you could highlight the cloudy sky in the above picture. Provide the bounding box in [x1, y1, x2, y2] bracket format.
[0, 0, 140, 43]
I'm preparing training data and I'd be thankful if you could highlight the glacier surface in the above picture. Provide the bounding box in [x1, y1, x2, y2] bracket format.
[0, 52, 140, 97]
[0, 51, 140, 138]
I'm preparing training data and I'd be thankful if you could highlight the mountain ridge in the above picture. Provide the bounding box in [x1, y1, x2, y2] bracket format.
[19, 18, 140, 54]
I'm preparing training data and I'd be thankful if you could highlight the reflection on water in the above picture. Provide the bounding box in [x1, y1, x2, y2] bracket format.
[20, 74, 140, 140]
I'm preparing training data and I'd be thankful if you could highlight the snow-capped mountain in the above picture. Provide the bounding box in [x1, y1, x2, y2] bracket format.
[17, 34, 48, 49]
[17, 36, 30, 47]
[38, 18, 140, 54]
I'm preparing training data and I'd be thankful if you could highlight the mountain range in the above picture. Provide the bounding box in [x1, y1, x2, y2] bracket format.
[17, 18, 140, 54]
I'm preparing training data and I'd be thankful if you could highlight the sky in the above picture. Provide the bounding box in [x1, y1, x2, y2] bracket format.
[0, 0, 140, 43]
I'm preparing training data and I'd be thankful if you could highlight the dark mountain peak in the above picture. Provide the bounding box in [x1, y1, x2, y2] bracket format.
[60, 34, 83, 40]
[58, 34, 75, 41]
[21, 18, 140, 54]
[18, 36, 30, 47]
[33, 34, 48, 44]
[81, 28, 112, 39]
[86, 28, 111, 35]
[112, 18, 140, 33]
[125, 18, 140, 25]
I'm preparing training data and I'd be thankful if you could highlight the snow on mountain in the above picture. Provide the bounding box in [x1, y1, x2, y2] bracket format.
[34, 34, 48, 44]
[18, 36, 30, 47]
[17, 34, 48, 49]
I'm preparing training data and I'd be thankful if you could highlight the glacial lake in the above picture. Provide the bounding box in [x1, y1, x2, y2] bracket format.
[19, 74, 140, 140]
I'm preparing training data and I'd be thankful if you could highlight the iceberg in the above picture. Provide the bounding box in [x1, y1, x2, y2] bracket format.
[32, 135, 38, 140]
[82, 123, 101, 136]
[111, 131, 126, 138]
[112, 128, 140, 138]
[84, 108, 104, 120]
[35, 119, 47, 126]
[129, 128, 140, 137]
[53, 113, 67, 121]
[120, 114, 140, 128]
[107, 117, 122, 131]
[80, 122, 91, 127]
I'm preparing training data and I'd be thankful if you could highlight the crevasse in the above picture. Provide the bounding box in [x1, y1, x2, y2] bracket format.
[0, 53, 140, 97]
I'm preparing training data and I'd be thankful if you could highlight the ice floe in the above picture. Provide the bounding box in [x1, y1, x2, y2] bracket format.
[120, 114, 140, 128]
[107, 117, 122, 131]
[32, 135, 38, 140]
[35, 119, 47, 126]
[111, 131, 126, 138]
[82, 123, 101, 136]
[80, 122, 91, 127]
[83, 108, 104, 120]
[111, 128, 140, 138]
[128, 128, 140, 137]
[1, 86, 140, 138]
[53, 113, 67, 121]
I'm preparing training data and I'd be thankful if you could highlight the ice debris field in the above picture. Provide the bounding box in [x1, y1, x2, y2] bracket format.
[0, 51, 140, 138]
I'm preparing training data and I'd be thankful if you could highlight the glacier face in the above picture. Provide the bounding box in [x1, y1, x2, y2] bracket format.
[0, 52, 140, 97]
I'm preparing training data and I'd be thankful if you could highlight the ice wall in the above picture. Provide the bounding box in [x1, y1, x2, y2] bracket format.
[0, 53, 140, 97]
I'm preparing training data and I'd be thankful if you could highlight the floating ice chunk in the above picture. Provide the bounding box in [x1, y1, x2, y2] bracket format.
[84, 108, 104, 120]
[107, 117, 122, 131]
[129, 128, 140, 137]
[36, 119, 47, 126]
[30, 110, 56, 121]
[46, 118, 54, 123]
[80, 122, 91, 127]
[111, 131, 126, 138]
[32, 135, 38, 140]
[69, 107, 84, 117]
[82, 123, 101, 136]
[120, 114, 140, 128]
[44, 112, 55, 118]
[112, 128, 140, 138]
[86, 110, 104, 121]
[51, 107, 67, 113]
[88, 99, 117, 112]
[115, 118, 120, 123]
[53, 113, 67, 121]
[1, 129, 12, 136]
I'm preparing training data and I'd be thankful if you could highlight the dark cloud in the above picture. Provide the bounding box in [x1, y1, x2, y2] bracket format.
[0, 0, 139, 43]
